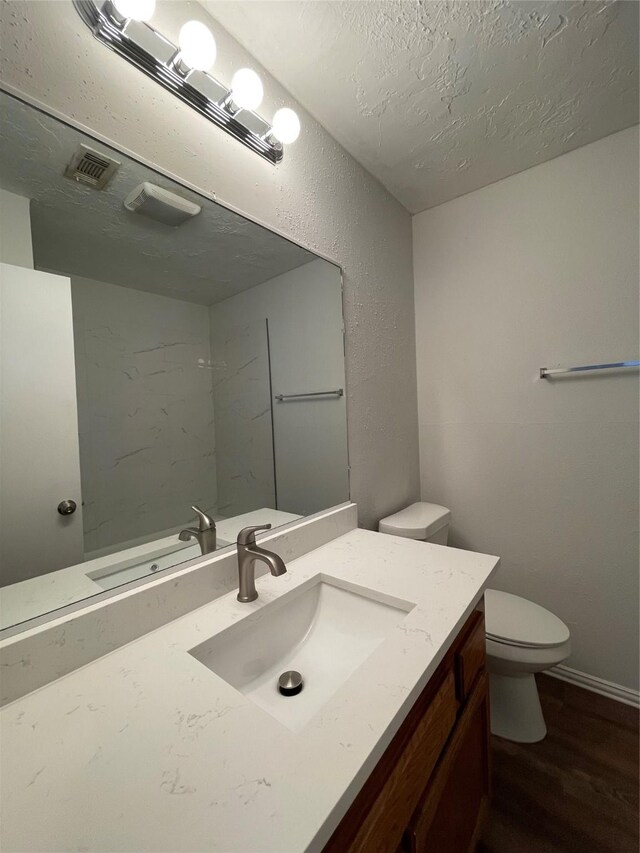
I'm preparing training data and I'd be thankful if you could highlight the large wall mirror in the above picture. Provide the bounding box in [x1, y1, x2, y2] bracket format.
[0, 90, 349, 632]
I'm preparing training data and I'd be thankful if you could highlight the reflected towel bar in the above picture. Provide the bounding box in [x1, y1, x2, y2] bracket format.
[275, 389, 344, 401]
[540, 361, 640, 379]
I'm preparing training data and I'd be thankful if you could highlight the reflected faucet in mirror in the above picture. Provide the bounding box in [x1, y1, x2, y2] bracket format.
[236, 524, 287, 602]
[179, 506, 217, 555]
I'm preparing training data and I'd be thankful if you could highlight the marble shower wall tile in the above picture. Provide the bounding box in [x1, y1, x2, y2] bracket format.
[71, 276, 217, 553]
[209, 259, 349, 519]
[208, 311, 276, 516]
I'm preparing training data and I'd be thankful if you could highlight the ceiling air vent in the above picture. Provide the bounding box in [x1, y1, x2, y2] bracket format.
[64, 144, 120, 189]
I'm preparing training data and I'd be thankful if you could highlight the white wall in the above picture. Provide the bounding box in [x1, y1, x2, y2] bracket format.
[0, 0, 420, 529]
[0, 188, 33, 267]
[71, 276, 217, 552]
[413, 127, 640, 690]
[210, 259, 348, 517]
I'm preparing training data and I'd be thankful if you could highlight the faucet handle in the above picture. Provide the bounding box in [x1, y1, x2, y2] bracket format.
[236, 523, 272, 546]
[191, 505, 215, 531]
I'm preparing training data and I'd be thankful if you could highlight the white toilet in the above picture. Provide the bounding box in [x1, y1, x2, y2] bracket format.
[379, 502, 571, 743]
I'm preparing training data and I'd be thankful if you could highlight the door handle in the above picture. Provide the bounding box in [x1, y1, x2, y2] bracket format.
[57, 499, 77, 516]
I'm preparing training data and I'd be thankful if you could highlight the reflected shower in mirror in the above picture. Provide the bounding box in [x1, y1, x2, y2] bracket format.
[0, 90, 348, 631]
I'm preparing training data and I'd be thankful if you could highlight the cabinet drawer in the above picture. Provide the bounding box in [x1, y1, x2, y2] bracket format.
[455, 612, 486, 702]
[333, 670, 457, 853]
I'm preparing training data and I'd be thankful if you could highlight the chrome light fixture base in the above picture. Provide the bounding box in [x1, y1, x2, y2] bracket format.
[73, 0, 284, 164]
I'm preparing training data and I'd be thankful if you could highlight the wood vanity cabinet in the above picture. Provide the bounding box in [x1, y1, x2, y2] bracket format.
[323, 609, 490, 853]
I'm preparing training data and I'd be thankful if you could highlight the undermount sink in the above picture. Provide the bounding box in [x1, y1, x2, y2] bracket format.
[189, 575, 415, 731]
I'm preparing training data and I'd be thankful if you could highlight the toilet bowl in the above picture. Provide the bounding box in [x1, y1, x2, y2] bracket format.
[484, 589, 570, 742]
[378, 502, 571, 743]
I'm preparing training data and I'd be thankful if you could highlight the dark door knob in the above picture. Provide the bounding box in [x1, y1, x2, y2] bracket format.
[57, 499, 77, 516]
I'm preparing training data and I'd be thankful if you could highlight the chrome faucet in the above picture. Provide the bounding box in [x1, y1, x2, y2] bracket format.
[178, 505, 217, 555]
[236, 524, 287, 602]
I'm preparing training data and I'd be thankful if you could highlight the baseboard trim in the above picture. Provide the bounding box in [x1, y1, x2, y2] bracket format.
[547, 665, 640, 709]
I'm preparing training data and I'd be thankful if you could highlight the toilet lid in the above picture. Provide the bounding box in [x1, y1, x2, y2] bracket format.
[379, 502, 450, 539]
[484, 589, 570, 648]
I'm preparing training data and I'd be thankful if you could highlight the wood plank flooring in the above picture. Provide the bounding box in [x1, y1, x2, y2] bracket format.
[479, 674, 639, 853]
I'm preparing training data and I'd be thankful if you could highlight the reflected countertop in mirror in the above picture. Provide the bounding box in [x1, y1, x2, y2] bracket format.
[0, 89, 349, 632]
[0, 509, 301, 630]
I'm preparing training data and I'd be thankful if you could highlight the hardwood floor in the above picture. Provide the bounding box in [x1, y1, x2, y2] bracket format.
[479, 674, 639, 853]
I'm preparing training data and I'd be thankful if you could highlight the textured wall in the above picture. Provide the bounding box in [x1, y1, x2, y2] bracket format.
[413, 127, 639, 690]
[71, 276, 218, 553]
[0, 0, 419, 529]
[207, 0, 640, 213]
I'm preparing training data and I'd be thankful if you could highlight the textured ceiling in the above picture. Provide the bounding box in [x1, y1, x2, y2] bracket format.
[0, 92, 316, 304]
[205, 0, 639, 213]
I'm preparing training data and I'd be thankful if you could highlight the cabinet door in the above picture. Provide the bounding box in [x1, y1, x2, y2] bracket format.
[407, 673, 490, 853]
[325, 671, 457, 853]
[0, 263, 84, 584]
[455, 613, 486, 703]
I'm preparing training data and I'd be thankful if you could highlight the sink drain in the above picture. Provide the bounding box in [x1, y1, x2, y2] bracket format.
[278, 670, 303, 696]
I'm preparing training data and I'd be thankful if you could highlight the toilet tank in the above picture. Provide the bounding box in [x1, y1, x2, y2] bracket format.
[378, 502, 451, 545]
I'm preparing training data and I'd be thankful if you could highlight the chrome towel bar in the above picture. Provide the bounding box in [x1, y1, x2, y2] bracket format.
[540, 360, 640, 379]
[275, 389, 344, 401]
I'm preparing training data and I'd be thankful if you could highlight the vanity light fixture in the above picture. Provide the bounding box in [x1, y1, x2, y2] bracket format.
[228, 68, 264, 113]
[73, 1, 301, 164]
[176, 20, 217, 73]
[270, 108, 301, 145]
[109, 0, 155, 23]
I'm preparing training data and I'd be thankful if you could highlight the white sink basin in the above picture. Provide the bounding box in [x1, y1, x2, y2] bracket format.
[189, 576, 415, 731]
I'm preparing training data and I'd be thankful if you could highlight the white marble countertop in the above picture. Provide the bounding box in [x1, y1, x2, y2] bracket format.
[0, 529, 498, 853]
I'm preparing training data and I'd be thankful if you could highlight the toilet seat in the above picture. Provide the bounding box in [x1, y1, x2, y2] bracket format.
[488, 635, 559, 650]
[484, 589, 570, 649]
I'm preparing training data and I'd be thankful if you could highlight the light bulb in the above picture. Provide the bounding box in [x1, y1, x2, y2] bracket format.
[178, 21, 217, 72]
[271, 108, 301, 144]
[230, 68, 264, 112]
[112, 0, 155, 22]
